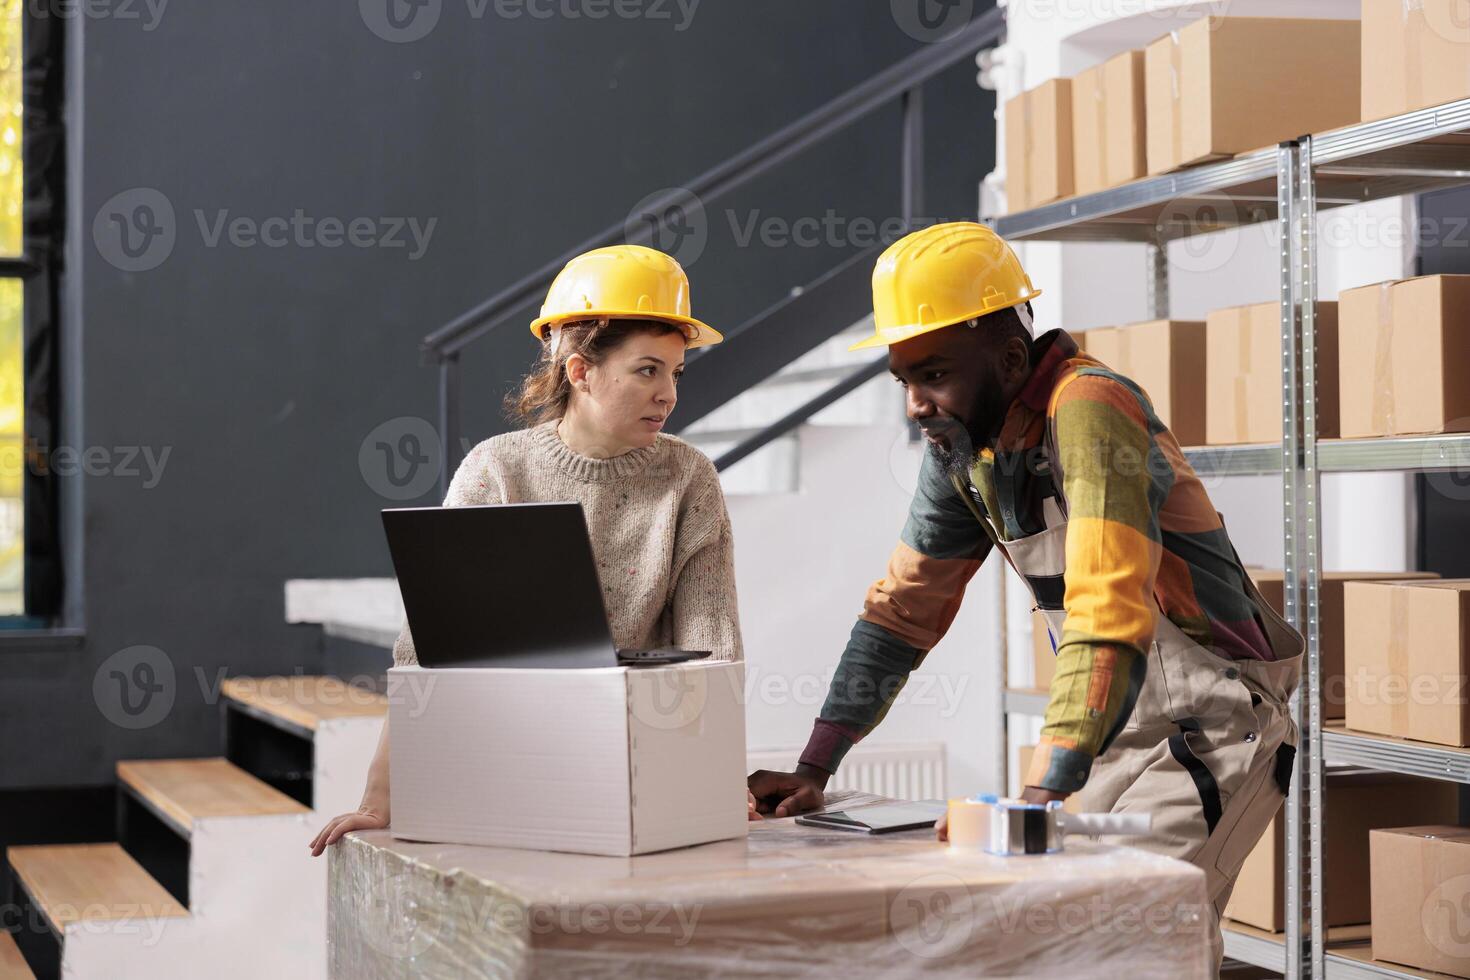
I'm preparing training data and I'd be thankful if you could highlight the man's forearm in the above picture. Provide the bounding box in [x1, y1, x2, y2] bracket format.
[797, 619, 925, 773]
[1026, 640, 1145, 793]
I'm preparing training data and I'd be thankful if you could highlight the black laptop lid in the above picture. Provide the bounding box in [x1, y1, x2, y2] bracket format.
[381, 502, 619, 669]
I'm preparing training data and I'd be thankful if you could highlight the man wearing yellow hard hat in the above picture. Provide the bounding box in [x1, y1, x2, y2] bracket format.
[748, 222, 1303, 967]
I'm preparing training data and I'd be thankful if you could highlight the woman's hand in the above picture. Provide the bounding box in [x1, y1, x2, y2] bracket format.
[309, 806, 388, 857]
[747, 790, 763, 821]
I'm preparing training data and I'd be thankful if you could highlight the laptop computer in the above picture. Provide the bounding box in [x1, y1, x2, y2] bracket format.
[381, 501, 711, 669]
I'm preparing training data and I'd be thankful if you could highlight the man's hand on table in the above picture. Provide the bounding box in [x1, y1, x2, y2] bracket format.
[1019, 785, 1070, 806]
[934, 785, 1071, 842]
[747, 764, 830, 818]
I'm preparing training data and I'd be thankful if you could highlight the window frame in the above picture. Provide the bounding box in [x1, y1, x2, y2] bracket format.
[0, 2, 81, 648]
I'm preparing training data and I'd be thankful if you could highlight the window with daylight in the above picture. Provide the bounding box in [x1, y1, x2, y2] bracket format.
[0, 0, 23, 616]
[0, 0, 67, 628]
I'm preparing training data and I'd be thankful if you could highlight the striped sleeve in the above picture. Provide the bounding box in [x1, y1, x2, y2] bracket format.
[799, 449, 992, 774]
[1026, 371, 1166, 794]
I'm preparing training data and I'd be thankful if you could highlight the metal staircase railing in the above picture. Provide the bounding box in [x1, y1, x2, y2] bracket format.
[420, 9, 1005, 494]
[711, 355, 889, 472]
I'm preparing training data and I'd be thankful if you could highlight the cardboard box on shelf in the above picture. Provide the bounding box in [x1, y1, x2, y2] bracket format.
[1205, 300, 1340, 445]
[1371, 826, 1470, 976]
[1005, 79, 1074, 214]
[388, 661, 748, 856]
[1363, 0, 1470, 123]
[1081, 319, 1207, 447]
[1145, 17, 1360, 175]
[1343, 580, 1470, 747]
[1072, 49, 1147, 196]
[1030, 609, 1055, 690]
[1226, 773, 1458, 932]
[1338, 275, 1470, 438]
[1248, 570, 1439, 722]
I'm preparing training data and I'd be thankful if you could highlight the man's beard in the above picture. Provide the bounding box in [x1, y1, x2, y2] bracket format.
[926, 421, 979, 478]
[925, 380, 1011, 479]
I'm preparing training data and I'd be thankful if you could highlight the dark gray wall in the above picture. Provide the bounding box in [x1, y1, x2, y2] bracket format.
[1414, 185, 1470, 577]
[0, 1, 996, 788]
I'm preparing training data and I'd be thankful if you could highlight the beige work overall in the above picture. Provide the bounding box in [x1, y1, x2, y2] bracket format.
[953, 458, 1303, 972]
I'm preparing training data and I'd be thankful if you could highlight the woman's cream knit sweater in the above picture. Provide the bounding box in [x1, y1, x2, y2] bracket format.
[392, 420, 742, 666]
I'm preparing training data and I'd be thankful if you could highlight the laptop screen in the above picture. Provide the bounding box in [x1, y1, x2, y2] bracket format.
[382, 502, 619, 669]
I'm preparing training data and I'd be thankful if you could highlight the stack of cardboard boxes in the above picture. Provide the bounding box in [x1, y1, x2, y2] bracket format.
[1224, 572, 1452, 938]
[1007, 3, 1470, 217]
[1344, 577, 1470, 974]
[1073, 274, 1470, 450]
[1227, 773, 1458, 932]
[1080, 320, 1206, 447]
[1344, 580, 1470, 747]
[1005, 17, 1360, 213]
[1007, 10, 1470, 973]
[1338, 275, 1470, 438]
[1204, 301, 1340, 446]
[1362, 0, 1470, 123]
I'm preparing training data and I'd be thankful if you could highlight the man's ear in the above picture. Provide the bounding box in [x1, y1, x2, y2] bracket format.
[1001, 335, 1031, 383]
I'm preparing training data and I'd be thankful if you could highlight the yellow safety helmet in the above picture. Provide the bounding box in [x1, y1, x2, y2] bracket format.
[529, 245, 722, 349]
[850, 222, 1041, 351]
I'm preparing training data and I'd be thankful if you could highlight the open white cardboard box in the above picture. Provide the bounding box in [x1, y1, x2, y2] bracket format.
[387, 660, 748, 856]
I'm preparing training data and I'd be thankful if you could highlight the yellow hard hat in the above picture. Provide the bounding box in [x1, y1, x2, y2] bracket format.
[851, 222, 1042, 351]
[529, 245, 722, 349]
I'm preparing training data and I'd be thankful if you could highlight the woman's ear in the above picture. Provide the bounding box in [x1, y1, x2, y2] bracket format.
[565, 352, 589, 392]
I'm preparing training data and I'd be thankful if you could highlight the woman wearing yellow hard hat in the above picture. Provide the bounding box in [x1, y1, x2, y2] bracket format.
[310, 245, 747, 856]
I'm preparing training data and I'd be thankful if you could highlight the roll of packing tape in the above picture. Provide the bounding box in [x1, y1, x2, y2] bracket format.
[947, 795, 1062, 855]
[946, 796, 994, 849]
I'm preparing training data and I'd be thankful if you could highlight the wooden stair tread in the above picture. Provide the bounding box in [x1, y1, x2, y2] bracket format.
[221, 675, 385, 732]
[117, 758, 308, 832]
[0, 929, 33, 980]
[7, 844, 188, 934]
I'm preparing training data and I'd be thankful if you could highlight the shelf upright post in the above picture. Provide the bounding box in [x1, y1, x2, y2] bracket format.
[1280, 137, 1326, 979]
[1145, 234, 1170, 320]
[1297, 133, 1327, 980]
[1278, 139, 1305, 979]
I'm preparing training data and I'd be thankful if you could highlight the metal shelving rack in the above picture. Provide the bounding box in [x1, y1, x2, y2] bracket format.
[991, 95, 1470, 979]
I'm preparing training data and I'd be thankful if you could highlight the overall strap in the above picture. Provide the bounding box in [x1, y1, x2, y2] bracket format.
[947, 471, 1015, 571]
[1042, 414, 1070, 522]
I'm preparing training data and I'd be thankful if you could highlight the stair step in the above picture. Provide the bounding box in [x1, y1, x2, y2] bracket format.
[681, 426, 798, 446]
[0, 929, 32, 980]
[756, 364, 866, 387]
[117, 758, 309, 837]
[222, 676, 385, 737]
[7, 844, 189, 938]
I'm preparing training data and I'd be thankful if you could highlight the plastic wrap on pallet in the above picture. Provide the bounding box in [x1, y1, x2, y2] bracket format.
[327, 797, 1211, 979]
